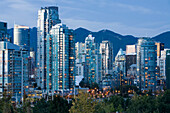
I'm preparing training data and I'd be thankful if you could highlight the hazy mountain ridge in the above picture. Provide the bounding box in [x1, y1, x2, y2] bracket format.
[7, 27, 170, 57]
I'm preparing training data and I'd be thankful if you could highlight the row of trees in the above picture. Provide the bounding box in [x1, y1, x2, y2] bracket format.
[0, 90, 170, 113]
[70, 90, 170, 113]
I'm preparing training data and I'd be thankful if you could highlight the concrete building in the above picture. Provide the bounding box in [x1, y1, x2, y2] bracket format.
[100, 41, 113, 77]
[137, 37, 157, 91]
[14, 25, 30, 51]
[37, 6, 61, 90]
[126, 45, 136, 55]
[155, 42, 164, 58]
[126, 53, 136, 76]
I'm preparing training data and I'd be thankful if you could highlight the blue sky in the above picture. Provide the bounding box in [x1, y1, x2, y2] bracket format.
[0, 0, 170, 37]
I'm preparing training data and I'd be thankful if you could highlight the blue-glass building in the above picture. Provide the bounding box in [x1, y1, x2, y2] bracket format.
[0, 41, 29, 101]
[75, 34, 102, 85]
[37, 6, 61, 90]
[46, 23, 75, 93]
[0, 21, 11, 42]
[137, 37, 157, 92]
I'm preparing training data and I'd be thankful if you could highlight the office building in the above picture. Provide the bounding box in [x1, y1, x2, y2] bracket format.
[46, 23, 75, 92]
[137, 37, 157, 91]
[37, 6, 61, 89]
[100, 41, 113, 77]
[14, 25, 30, 51]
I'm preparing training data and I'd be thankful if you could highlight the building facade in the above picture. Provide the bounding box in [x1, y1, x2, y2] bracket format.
[84, 34, 102, 84]
[100, 41, 113, 77]
[166, 50, 170, 89]
[0, 21, 11, 42]
[46, 24, 75, 93]
[115, 48, 126, 76]
[75, 34, 102, 85]
[0, 41, 29, 101]
[37, 6, 61, 90]
[137, 37, 157, 91]
[14, 25, 30, 51]
[75, 42, 86, 77]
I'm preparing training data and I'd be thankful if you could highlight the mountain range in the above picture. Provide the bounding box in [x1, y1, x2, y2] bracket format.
[7, 27, 170, 58]
[74, 27, 170, 57]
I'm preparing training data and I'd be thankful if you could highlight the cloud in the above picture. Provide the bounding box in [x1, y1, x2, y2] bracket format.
[115, 3, 152, 14]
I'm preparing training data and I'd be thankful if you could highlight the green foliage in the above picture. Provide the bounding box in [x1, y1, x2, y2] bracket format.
[94, 102, 105, 113]
[33, 96, 70, 113]
[0, 92, 16, 113]
[106, 95, 125, 109]
[79, 79, 99, 89]
[157, 90, 170, 113]
[127, 94, 158, 113]
[104, 103, 115, 113]
[0, 89, 170, 113]
[69, 91, 97, 113]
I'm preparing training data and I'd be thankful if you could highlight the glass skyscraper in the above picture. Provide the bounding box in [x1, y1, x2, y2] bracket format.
[0, 41, 29, 101]
[46, 24, 75, 93]
[37, 6, 61, 90]
[137, 37, 157, 91]
[100, 41, 113, 77]
[14, 25, 30, 51]
[75, 34, 102, 85]
[0, 21, 11, 42]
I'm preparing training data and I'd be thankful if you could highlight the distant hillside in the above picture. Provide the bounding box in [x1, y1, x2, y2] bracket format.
[74, 27, 138, 57]
[7, 27, 170, 58]
[153, 31, 170, 48]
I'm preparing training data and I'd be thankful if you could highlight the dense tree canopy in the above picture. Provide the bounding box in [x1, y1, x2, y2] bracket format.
[0, 90, 170, 113]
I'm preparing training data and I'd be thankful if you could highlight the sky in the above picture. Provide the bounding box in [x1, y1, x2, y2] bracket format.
[0, 0, 170, 37]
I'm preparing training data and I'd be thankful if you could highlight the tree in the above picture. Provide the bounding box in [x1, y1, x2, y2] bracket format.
[33, 98, 49, 113]
[33, 96, 70, 113]
[127, 94, 157, 113]
[0, 92, 16, 113]
[70, 91, 97, 113]
[157, 89, 170, 113]
[103, 95, 125, 112]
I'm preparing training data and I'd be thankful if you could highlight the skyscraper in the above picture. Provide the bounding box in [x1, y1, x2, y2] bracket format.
[75, 42, 86, 77]
[75, 35, 102, 85]
[0, 41, 29, 101]
[115, 48, 126, 76]
[137, 37, 157, 91]
[14, 25, 30, 51]
[46, 24, 75, 92]
[37, 6, 61, 89]
[125, 45, 137, 76]
[166, 50, 170, 89]
[99, 41, 113, 77]
[0, 21, 11, 42]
